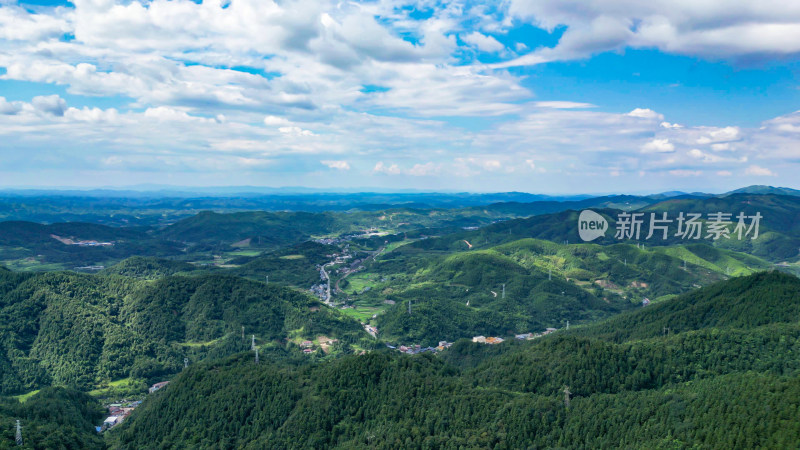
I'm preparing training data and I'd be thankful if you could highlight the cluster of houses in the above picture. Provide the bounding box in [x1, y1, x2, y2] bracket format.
[387, 341, 454, 355]
[472, 336, 504, 344]
[472, 328, 560, 345]
[73, 240, 113, 246]
[98, 381, 169, 432]
[299, 337, 339, 354]
[364, 324, 378, 337]
[99, 400, 142, 431]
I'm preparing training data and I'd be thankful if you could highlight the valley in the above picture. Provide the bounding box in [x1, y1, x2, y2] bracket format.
[0, 187, 799, 448]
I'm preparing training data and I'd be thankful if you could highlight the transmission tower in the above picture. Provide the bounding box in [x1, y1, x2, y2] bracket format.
[563, 386, 571, 408]
[242, 325, 245, 341]
[15, 420, 22, 446]
[265, 275, 269, 285]
[408, 299, 412, 315]
[251, 335, 256, 351]
[184, 357, 189, 369]
[566, 320, 569, 330]
[502, 284, 505, 299]
[254, 348, 259, 364]
[548, 268, 552, 280]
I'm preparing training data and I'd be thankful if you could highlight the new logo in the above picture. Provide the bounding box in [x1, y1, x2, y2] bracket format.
[578, 210, 608, 242]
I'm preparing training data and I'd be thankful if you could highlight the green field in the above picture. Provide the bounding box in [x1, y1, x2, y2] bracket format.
[339, 306, 383, 323]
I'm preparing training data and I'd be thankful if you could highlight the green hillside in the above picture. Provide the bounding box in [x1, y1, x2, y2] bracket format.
[0, 221, 183, 269]
[0, 387, 106, 449]
[350, 236, 767, 345]
[0, 271, 371, 396]
[100, 256, 198, 279]
[405, 194, 800, 263]
[231, 241, 335, 287]
[570, 270, 800, 343]
[107, 273, 800, 449]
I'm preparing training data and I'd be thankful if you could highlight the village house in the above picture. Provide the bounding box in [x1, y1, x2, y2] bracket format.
[149, 381, 169, 394]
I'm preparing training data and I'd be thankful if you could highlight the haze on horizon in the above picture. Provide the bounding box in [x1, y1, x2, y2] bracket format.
[2, 0, 800, 194]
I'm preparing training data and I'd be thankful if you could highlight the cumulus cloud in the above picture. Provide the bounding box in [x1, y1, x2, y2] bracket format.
[669, 170, 703, 177]
[533, 101, 595, 109]
[697, 126, 740, 144]
[373, 161, 402, 175]
[0, 0, 798, 190]
[504, 0, 800, 66]
[264, 115, 292, 126]
[31, 95, 67, 116]
[462, 32, 505, 53]
[278, 126, 314, 136]
[321, 160, 350, 170]
[641, 138, 675, 153]
[0, 97, 21, 115]
[628, 108, 663, 120]
[745, 165, 776, 176]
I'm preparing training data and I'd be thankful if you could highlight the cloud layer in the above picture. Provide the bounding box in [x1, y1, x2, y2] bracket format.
[0, 0, 799, 192]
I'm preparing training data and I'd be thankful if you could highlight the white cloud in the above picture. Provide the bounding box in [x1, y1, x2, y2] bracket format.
[462, 32, 505, 53]
[533, 101, 595, 109]
[0, 97, 22, 115]
[31, 95, 67, 116]
[278, 126, 314, 136]
[710, 142, 731, 151]
[669, 169, 702, 177]
[64, 106, 119, 122]
[505, 0, 800, 66]
[717, 170, 733, 176]
[628, 108, 663, 120]
[373, 161, 402, 175]
[321, 160, 350, 170]
[264, 115, 292, 126]
[697, 126, 740, 144]
[641, 138, 675, 153]
[745, 165, 776, 176]
[660, 121, 682, 129]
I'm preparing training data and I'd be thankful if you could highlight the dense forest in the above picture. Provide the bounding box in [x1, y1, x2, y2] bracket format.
[366, 236, 766, 344]
[0, 269, 371, 396]
[0, 190, 799, 448]
[105, 271, 800, 449]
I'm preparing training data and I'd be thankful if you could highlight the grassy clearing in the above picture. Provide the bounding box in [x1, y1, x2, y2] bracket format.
[12, 389, 40, 403]
[178, 337, 223, 348]
[343, 273, 381, 294]
[226, 250, 262, 257]
[383, 239, 417, 254]
[89, 377, 147, 397]
[279, 254, 305, 260]
[340, 306, 382, 322]
[4, 259, 66, 272]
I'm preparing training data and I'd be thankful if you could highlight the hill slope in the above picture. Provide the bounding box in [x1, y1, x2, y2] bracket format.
[0, 271, 370, 396]
[107, 272, 800, 449]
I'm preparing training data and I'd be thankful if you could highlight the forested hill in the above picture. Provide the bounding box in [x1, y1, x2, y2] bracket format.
[108, 272, 800, 449]
[0, 271, 371, 396]
[406, 193, 800, 262]
[0, 387, 106, 449]
[571, 270, 800, 343]
[99, 256, 197, 279]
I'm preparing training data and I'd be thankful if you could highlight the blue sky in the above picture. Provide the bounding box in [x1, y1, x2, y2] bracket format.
[1, 0, 800, 194]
